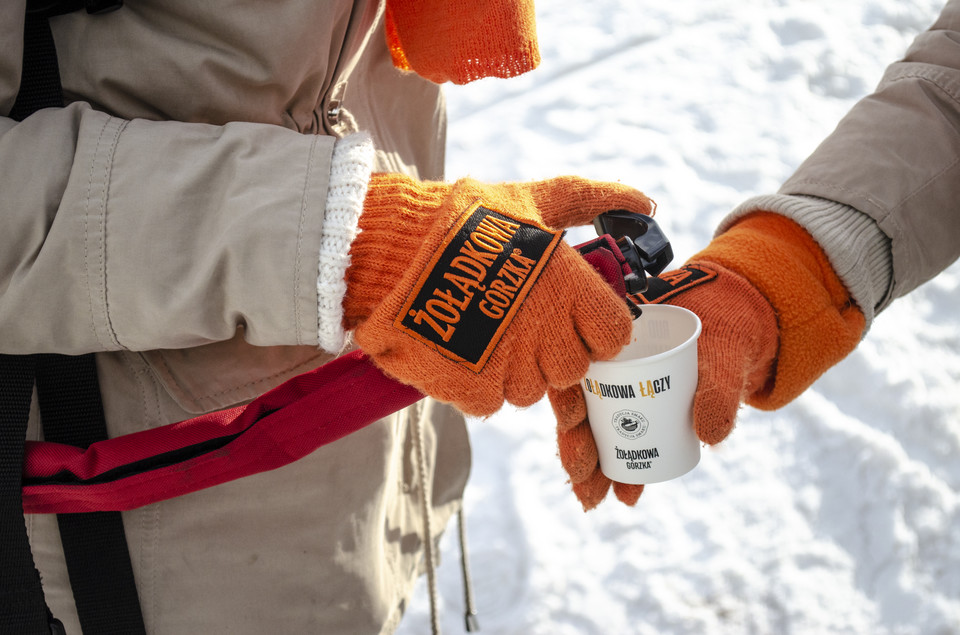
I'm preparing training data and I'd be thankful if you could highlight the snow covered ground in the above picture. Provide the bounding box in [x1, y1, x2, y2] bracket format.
[398, 1, 960, 633]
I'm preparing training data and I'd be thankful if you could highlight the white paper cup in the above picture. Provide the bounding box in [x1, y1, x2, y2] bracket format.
[580, 304, 702, 485]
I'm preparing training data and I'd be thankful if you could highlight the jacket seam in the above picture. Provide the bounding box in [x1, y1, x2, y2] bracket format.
[294, 136, 320, 347]
[785, 150, 960, 308]
[783, 71, 960, 219]
[897, 154, 960, 207]
[782, 179, 888, 218]
[787, 154, 960, 227]
[882, 68, 960, 109]
[84, 116, 127, 350]
[101, 118, 129, 349]
[83, 119, 109, 349]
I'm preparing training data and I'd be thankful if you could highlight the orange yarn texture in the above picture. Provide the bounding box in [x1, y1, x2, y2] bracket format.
[344, 173, 654, 416]
[692, 212, 866, 410]
[385, 0, 541, 84]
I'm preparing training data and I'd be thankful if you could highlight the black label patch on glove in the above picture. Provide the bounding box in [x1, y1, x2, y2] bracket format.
[631, 263, 718, 304]
[395, 200, 563, 372]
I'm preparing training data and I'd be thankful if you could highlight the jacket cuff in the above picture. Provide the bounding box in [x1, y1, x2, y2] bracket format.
[722, 194, 893, 328]
[317, 132, 375, 353]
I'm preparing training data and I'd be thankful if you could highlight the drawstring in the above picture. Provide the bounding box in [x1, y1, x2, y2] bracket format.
[411, 410, 441, 635]
[457, 508, 480, 632]
[411, 408, 481, 633]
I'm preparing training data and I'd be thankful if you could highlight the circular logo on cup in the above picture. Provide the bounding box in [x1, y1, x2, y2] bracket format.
[612, 409, 649, 440]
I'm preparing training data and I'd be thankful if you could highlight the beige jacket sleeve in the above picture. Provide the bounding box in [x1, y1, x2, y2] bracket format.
[721, 0, 960, 328]
[756, 2, 960, 314]
[0, 102, 347, 355]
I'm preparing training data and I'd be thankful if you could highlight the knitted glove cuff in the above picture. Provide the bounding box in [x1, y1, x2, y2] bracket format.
[317, 132, 375, 353]
[342, 172, 449, 328]
[725, 193, 893, 326]
[692, 212, 865, 410]
[385, 0, 540, 84]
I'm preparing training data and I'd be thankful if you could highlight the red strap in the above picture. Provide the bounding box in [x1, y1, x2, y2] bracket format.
[22, 236, 633, 514]
[22, 351, 422, 513]
[574, 235, 630, 297]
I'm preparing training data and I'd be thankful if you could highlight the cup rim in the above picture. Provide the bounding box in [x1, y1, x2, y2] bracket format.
[592, 304, 702, 368]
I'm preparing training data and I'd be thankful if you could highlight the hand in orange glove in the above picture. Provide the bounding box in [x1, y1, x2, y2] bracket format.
[343, 173, 654, 417]
[552, 211, 866, 510]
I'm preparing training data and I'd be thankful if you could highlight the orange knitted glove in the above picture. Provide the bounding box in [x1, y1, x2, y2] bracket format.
[343, 173, 654, 416]
[553, 212, 866, 510]
[385, 0, 540, 84]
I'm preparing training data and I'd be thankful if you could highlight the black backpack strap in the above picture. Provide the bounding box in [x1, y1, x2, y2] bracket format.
[3, 12, 69, 635]
[36, 355, 146, 635]
[8, 10, 63, 121]
[0, 355, 60, 634]
[5, 4, 144, 634]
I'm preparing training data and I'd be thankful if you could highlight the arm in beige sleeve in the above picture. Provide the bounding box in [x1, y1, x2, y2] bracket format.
[718, 0, 960, 326]
[0, 102, 349, 355]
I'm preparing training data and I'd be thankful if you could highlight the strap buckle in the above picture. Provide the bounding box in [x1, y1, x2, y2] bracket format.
[577, 210, 674, 295]
[592, 209, 673, 280]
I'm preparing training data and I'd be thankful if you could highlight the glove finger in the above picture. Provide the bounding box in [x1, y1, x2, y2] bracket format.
[510, 270, 591, 390]
[538, 320, 590, 389]
[690, 337, 743, 446]
[571, 468, 612, 511]
[692, 381, 740, 445]
[644, 261, 776, 445]
[571, 273, 633, 360]
[502, 337, 548, 408]
[548, 384, 587, 433]
[526, 176, 655, 230]
[557, 420, 599, 484]
[612, 481, 645, 506]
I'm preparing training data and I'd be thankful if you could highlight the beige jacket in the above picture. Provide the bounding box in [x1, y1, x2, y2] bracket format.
[1, 2, 468, 634]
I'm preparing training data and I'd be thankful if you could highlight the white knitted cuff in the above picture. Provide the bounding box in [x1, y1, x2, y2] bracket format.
[722, 194, 893, 328]
[317, 132, 375, 353]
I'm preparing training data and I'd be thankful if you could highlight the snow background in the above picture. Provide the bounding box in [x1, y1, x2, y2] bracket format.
[398, 1, 960, 633]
